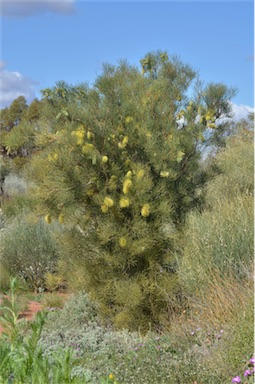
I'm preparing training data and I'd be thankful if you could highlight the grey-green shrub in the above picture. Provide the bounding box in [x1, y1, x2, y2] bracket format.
[0, 214, 59, 291]
[40, 293, 238, 384]
[3, 174, 29, 196]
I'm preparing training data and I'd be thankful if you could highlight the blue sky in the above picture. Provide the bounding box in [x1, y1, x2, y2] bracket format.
[0, 0, 254, 118]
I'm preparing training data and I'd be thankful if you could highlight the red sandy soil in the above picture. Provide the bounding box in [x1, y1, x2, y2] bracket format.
[0, 298, 43, 337]
[0, 293, 71, 337]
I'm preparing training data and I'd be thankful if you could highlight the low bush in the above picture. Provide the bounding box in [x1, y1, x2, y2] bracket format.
[0, 214, 59, 292]
[3, 174, 29, 197]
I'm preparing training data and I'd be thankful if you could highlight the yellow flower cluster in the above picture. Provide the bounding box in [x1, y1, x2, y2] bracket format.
[104, 196, 114, 207]
[58, 213, 64, 224]
[119, 237, 127, 248]
[82, 143, 94, 154]
[177, 151, 185, 163]
[48, 153, 58, 162]
[136, 169, 145, 180]
[176, 110, 185, 120]
[118, 136, 129, 149]
[205, 110, 215, 122]
[141, 204, 150, 217]
[101, 205, 108, 213]
[123, 179, 132, 194]
[44, 214, 52, 224]
[75, 129, 85, 145]
[101, 196, 114, 213]
[102, 155, 108, 163]
[125, 116, 133, 124]
[186, 101, 194, 111]
[160, 171, 169, 178]
[87, 131, 94, 140]
[119, 197, 130, 208]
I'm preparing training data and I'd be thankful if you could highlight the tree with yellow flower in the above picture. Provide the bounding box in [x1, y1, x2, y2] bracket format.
[27, 51, 236, 331]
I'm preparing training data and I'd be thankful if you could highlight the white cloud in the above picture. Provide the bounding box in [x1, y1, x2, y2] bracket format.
[230, 103, 254, 121]
[0, 62, 37, 107]
[0, 0, 75, 18]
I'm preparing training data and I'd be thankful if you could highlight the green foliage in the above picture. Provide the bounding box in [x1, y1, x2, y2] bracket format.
[2, 121, 36, 157]
[24, 52, 235, 329]
[0, 278, 20, 344]
[0, 279, 89, 383]
[0, 262, 11, 291]
[0, 214, 59, 291]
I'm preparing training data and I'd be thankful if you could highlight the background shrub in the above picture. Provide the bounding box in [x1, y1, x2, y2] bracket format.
[3, 173, 29, 196]
[0, 213, 59, 291]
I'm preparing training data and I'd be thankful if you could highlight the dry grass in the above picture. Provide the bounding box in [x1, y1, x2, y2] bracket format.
[164, 265, 253, 335]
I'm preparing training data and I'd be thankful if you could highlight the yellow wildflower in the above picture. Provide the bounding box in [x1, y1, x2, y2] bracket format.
[119, 197, 130, 208]
[126, 171, 132, 178]
[87, 131, 94, 139]
[122, 136, 128, 145]
[109, 373, 114, 380]
[102, 155, 108, 163]
[82, 143, 94, 154]
[125, 116, 133, 124]
[123, 179, 132, 194]
[160, 171, 169, 178]
[58, 213, 64, 224]
[104, 196, 114, 207]
[101, 204, 108, 213]
[118, 136, 129, 149]
[177, 151, 185, 163]
[119, 237, 127, 248]
[136, 169, 145, 180]
[44, 214, 51, 224]
[141, 204, 150, 217]
[75, 129, 85, 145]
[187, 102, 193, 111]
